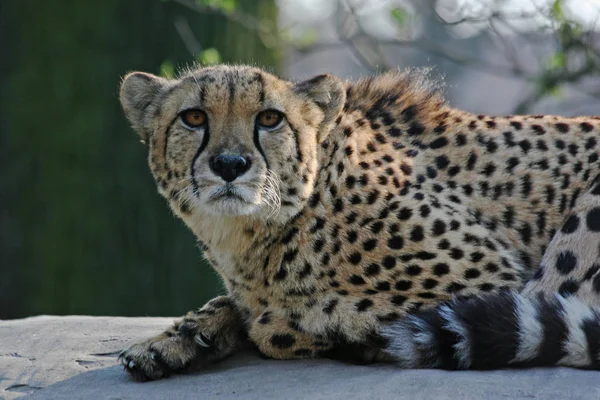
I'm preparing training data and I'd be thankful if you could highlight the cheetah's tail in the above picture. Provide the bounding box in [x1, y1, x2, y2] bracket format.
[380, 291, 600, 370]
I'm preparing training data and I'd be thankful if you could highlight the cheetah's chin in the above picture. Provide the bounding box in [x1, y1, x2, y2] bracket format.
[204, 187, 262, 216]
[206, 200, 261, 216]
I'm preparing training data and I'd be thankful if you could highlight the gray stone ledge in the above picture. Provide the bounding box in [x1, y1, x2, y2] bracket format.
[1, 316, 598, 399]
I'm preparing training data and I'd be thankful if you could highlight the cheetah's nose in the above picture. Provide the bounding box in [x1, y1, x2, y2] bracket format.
[209, 155, 251, 182]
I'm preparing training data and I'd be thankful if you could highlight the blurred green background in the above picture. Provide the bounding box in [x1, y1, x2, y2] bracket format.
[2, 0, 598, 319]
[0, 0, 279, 319]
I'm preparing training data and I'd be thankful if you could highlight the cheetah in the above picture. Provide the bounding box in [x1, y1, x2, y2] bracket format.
[118, 64, 600, 380]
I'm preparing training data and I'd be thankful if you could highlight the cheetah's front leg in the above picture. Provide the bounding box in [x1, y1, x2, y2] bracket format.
[248, 309, 390, 364]
[249, 309, 334, 360]
[119, 296, 245, 381]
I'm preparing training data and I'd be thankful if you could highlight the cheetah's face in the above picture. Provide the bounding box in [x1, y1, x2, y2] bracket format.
[119, 66, 345, 221]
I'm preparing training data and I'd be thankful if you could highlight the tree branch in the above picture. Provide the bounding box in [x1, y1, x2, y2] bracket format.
[169, 0, 600, 114]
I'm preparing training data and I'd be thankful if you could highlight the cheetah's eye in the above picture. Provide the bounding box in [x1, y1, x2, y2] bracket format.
[257, 110, 284, 129]
[181, 109, 207, 128]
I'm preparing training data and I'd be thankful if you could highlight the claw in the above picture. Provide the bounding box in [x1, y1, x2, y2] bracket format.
[128, 360, 136, 369]
[150, 352, 157, 361]
[121, 357, 129, 366]
[194, 334, 210, 348]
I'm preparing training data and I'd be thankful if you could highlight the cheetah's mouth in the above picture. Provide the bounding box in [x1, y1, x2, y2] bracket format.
[198, 179, 268, 217]
[202, 183, 264, 217]
[208, 184, 250, 203]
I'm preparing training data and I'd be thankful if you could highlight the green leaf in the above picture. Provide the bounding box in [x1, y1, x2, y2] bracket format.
[295, 29, 318, 49]
[221, 0, 238, 12]
[160, 59, 175, 78]
[390, 7, 408, 27]
[546, 51, 566, 71]
[198, 0, 238, 12]
[198, 48, 221, 65]
[552, 0, 564, 21]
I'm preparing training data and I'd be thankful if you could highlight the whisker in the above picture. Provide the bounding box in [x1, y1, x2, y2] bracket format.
[166, 169, 284, 219]
[171, 184, 198, 211]
[263, 170, 282, 219]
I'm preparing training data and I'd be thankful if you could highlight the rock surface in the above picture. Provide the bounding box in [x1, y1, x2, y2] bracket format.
[0, 316, 598, 399]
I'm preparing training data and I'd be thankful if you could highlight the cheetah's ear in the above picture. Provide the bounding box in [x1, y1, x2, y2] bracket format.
[293, 74, 346, 142]
[119, 72, 168, 143]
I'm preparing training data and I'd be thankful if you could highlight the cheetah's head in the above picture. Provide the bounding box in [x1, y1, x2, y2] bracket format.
[120, 65, 345, 223]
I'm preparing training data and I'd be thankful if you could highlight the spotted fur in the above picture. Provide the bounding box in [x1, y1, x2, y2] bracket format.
[118, 65, 600, 380]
